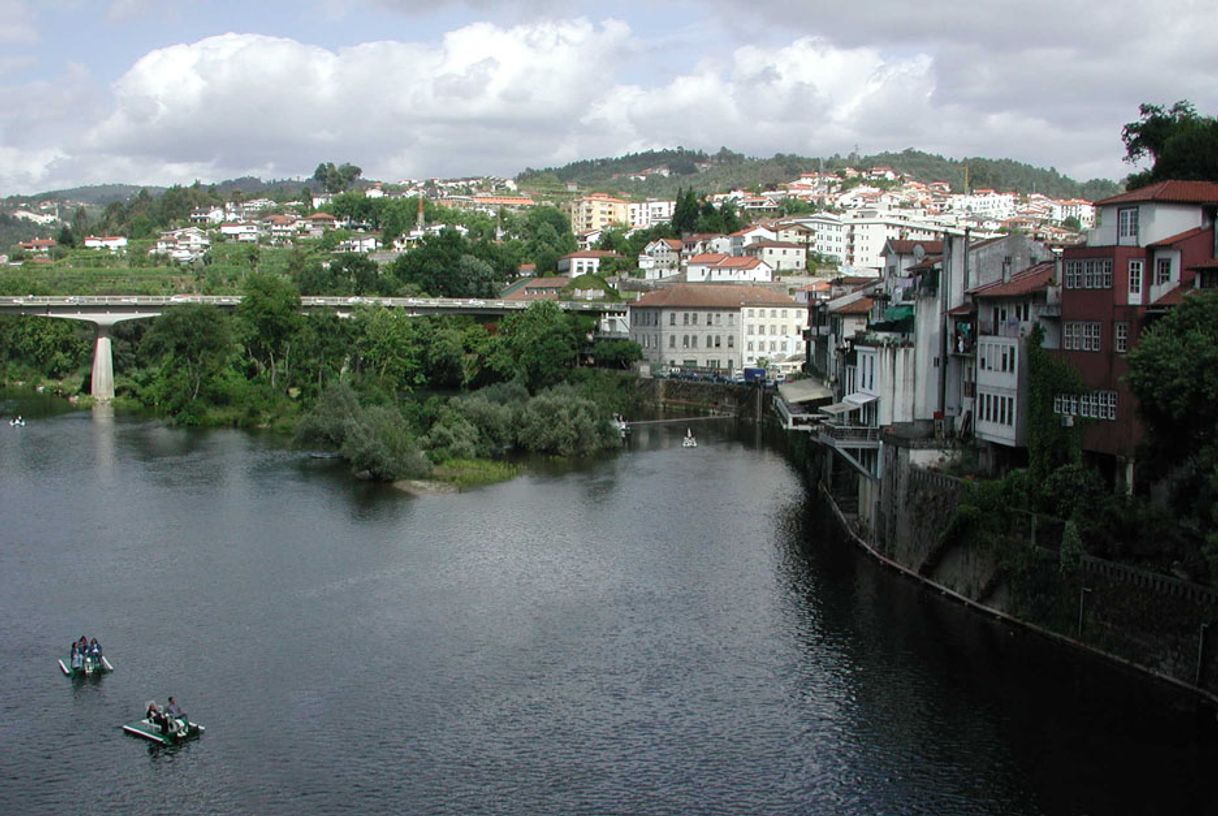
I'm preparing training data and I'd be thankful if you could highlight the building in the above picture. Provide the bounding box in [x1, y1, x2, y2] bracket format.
[566, 193, 629, 233]
[18, 238, 56, 254]
[557, 250, 621, 277]
[627, 199, 676, 229]
[743, 240, 807, 273]
[629, 284, 806, 373]
[1057, 180, 1218, 488]
[685, 253, 773, 283]
[82, 235, 128, 252]
[152, 227, 209, 263]
[637, 238, 682, 279]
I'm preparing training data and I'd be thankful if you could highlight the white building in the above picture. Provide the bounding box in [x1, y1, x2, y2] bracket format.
[628, 199, 676, 229]
[628, 284, 806, 373]
[743, 240, 807, 273]
[152, 227, 210, 263]
[637, 238, 683, 279]
[557, 250, 620, 277]
[685, 253, 773, 283]
[794, 213, 848, 264]
[82, 235, 128, 252]
[220, 222, 260, 242]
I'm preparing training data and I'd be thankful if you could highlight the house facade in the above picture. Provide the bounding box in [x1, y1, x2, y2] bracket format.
[629, 284, 806, 373]
[1057, 180, 1218, 486]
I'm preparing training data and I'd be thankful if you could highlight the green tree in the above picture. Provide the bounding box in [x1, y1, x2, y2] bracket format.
[1122, 101, 1218, 188]
[672, 187, 700, 234]
[313, 161, 364, 194]
[1025, 324, 1083, 484]
[352, 307, 426, 391]
[140, 305, 234, 411]
[237, 272, 302, 389]
[488, 301, 579, 392]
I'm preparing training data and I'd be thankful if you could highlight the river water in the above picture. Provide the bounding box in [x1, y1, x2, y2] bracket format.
[1, 393, 1215, 815]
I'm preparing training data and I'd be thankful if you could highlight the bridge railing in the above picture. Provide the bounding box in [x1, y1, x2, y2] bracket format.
[2, 295, 627, 313]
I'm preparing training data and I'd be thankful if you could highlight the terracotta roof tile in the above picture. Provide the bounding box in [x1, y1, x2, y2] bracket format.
[884, 239, 943, 256]
[1096, 180, 1218, 207]
[831, 297, 874, 316]
[968, 261, 1055, 297]
[631, 284, 797, 309]
[1147, 226, 1209, 247]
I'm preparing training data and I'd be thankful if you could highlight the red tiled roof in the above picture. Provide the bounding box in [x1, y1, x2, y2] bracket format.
[968, 261, 1055, 298]
[835, 275, 879, 285]
[947, 303, 976, 316]
[884, 239, 943, 256]
[687, 253, 730, 265]
[1187, 258, 1218, 271]
[632, 284, 797, 309]
[1096, 180, 1218, 207]
[1147, 226, 1208, 247]
[831, 297, 874, 316]
[745, 240, 805, 249]
[560, 250, 620, 260]
[1153, 285, 1187, 307]
[716, 256, 764, 269]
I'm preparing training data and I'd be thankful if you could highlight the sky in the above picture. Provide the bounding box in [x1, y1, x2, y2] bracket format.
[2, 0, 1216, 194]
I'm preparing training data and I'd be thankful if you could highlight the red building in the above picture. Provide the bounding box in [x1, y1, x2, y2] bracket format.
[1058, 180, 1218, 487]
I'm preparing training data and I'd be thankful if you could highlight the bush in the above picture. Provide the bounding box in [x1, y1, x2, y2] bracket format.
[516, 385, 617, 456]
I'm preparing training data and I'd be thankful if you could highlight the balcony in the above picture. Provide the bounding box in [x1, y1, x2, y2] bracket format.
[818, 421, 881, 447]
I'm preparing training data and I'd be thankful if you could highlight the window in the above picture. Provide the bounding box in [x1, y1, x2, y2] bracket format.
[1064, 259, 1113, 289]
[669, 312, 676, 326]
[728, 313, 735, 326]
[1054, 391, 1117, 421]
[682, 335, 689, 349]
[1156, 257, 1172, 285]
[1065, 321, 1102, 351]
[705, 335, 712, 348]
[1115, 322, 1128, 353]
[727, 335, 734, 348]
[714, 313, 721, 326]
[747, 341, 754, 352]
[748, 325, 754, 335]
[1084, 322, 1101, 352]
[770, 325, 777, 335]
[769, 341, 776, 352]
[669, 335, 675, 348]
[1118, 207, 1138, 241]
[1128, 260, 1143, 295]
[682, 312, 689, 325]
[770, 309, 777, 318]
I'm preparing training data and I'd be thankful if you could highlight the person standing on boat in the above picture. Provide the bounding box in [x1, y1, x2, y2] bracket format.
[70, 642, 83, 672]
[88, 638, 102, 664]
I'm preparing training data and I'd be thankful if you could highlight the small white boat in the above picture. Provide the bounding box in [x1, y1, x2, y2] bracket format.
[682, 428, 697, 448]
[9, 416, 24, 427]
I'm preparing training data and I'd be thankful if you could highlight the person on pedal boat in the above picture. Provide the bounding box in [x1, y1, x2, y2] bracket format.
[70, 642, 83, 672]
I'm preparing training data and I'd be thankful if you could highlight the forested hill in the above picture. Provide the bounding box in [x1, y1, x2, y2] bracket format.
[14, 177, 313, 208]
[516, 147, 1121, 201]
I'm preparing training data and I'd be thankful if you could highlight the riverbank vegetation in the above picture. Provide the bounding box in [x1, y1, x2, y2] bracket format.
[0, 274, 642, 486]
[940, 312, 1218, 587]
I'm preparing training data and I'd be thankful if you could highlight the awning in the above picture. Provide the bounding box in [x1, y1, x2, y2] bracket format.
[779, 379, 833, 403]
[844, 392, 878, 406]
[818, 401, 862, 415]
[882, 305, 914, 321]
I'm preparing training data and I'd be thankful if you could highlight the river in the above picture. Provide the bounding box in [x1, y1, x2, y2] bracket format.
[1, 392, 1215, 815]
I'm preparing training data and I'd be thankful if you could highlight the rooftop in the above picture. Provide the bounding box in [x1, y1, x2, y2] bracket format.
[632, 284, 797, 309]
[968, 261, 1055, 298]
[1095, 180, 1218, 207]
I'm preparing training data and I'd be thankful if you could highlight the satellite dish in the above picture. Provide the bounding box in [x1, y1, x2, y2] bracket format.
[913, 244, 926, 261]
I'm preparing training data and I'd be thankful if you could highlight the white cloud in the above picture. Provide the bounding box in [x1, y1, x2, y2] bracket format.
[0, 0, 37, 43]
[4, 6, 1218, 193]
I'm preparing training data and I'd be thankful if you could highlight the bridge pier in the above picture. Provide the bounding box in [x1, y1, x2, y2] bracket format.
[91, 324, 115, 401]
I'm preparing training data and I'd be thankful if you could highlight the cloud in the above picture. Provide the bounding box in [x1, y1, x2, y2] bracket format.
[0, 0, 37, 43]
[4, 6, 1217, 193]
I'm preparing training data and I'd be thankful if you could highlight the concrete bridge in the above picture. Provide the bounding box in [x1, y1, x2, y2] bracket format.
[0, 294, 629, 400]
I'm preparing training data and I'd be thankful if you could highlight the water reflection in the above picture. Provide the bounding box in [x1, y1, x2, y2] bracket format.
[1, 395, 1216, 815]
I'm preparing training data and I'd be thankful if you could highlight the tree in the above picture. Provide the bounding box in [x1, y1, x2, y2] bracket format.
[1121, 101, 1218, 188]
[140, 305, 234, 412]
[237, 272, 302, 389]
[1127, 292, 1218, 581]
[489, 301, 579, 392]
[671, 187, 700, 234]
[312, 161, 364, 194]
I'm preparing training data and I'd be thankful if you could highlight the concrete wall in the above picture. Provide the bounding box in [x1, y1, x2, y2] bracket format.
[865, 437, 1218, 701]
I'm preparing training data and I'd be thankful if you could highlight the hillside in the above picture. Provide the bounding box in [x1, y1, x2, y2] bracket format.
[517, 147, 1121, 201]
